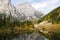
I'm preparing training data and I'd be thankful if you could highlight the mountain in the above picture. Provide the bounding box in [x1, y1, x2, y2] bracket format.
[16, 2, 43, 21]
[0, 0, 20, 21]
[38, 6, 60, 23]
[0, 0, 43, 22]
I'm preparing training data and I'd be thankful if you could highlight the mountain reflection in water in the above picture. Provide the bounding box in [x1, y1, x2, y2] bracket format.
[12, 32, 49, 40]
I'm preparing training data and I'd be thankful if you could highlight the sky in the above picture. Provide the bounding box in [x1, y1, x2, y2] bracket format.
[11, 0, 60, 14]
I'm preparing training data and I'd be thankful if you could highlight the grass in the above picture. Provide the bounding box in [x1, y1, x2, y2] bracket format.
[35, 23, 60, 40]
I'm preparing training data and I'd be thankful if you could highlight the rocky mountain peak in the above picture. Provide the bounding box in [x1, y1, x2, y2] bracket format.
[0, 0, 43, 21]
[0, 0, 18, 18]
[16, 2, 43, 21]
[0, 0, 11, 5]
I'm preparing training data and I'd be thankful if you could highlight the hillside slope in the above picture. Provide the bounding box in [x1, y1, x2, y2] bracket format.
[38, 6, 60, 23]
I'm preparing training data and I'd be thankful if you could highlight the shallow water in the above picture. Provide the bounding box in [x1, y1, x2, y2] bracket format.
[12, 32, 49, 40]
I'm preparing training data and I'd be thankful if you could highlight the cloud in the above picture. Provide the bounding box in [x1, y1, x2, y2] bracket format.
[32, 0, 59, 9]
[12, 0, 60, 14]
[47, 0, 59, 4]
[32, 2, 47, 10]
[31, 0, 60, 13]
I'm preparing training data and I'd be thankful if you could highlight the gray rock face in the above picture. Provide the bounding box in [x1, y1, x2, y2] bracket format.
[16, 2, 43, 21]
[0, 0, 43, 21]
[0, 0, 18, 18]
[0, 0, 21, 22]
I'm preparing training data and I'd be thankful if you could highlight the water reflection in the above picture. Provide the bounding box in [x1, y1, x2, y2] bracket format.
[12, 32, 49, 40]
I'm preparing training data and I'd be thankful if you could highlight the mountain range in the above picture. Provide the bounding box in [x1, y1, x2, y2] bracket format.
[0, 0, 43, 22]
